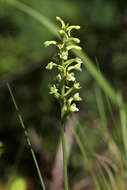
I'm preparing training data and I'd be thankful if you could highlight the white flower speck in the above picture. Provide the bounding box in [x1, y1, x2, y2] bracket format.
[70, 103, 79, 112]
[59, 51, 68, 60]
[74, 82, 81, 89]
[46, 62, 55, 70]
[50, 85, 58, 94]
[74, 63, 82, 71]
[57, 74, 62, 81]
[76, 57, 83, 64]
[66, 73, 75, 81]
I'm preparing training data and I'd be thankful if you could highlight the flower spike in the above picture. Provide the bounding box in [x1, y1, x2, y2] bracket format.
[44, 17, 83, 190]
[44, 17, 83, 113]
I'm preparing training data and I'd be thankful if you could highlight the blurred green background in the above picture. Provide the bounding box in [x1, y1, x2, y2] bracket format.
[0, 0, 127, 189]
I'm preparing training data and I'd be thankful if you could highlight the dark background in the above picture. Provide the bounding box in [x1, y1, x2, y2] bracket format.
[0, 0, 127, 189]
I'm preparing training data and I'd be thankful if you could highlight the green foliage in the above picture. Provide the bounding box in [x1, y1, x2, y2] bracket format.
[7, 177, 26, 190]
[1, 0, 127, 190]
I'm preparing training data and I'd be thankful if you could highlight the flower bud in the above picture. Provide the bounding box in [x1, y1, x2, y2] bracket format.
[66, 45, 82, 51]
[46, 62, 55, 70]
[67, 25, 80, 31]
[65, 37, 80, 44]
[56, 16, 65, 29]
[44, 41, 57, 47]
[59, 30, 66, 35]
[57, 74, 62, 81]
[67, 25, 80, 36]
[68, 97, 73, 104]
[64, 105, 67, 112]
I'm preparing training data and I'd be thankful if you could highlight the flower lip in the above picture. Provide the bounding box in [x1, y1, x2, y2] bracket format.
[73, 93, 82, 101]
[59, 51, 68, 60]
[50, 85, 58, 94]
[76, 57, 83, 64]
[66, 72, 75, 81]
[70, 103, 79, 112]
[68, 63, 82, 72]
[74, 82, 81, 89]
[74, 63, 82, 71]
[46, 62, 55, 70]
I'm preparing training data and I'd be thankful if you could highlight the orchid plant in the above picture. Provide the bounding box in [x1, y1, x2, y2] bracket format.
[44, 16, 83, 190]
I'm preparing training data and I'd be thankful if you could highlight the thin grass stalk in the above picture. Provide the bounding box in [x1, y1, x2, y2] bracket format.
[94, 85, 127, 189]
[7, 83, 46, 190]
[5, 0, 59, 37]
[61, 121, 69, 190]
[94, 85, 107, 128]
[96, 162, 112, 190]
[118, 94, 127, 163]
[95, 84, 127, 169]
[60, 78, 69, 190]
[105, 94, 117, 128]
[70, 123, 101, 190]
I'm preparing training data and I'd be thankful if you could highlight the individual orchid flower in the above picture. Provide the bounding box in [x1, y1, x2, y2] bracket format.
[68, 63, 82, 72]
[74, 82, 81, 89]
[66, 72, 75, 81]
[70, 103, 79, 112]
[46, 62, 56, 70]
[73, 93, 82, 101]
[49, 85, 58, 94]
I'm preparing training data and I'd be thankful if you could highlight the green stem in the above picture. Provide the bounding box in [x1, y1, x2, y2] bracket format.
[61, 78, 69, 190]
[64, 87, 74, 98]
[7, 83, 46, 190]
[61, 119, 69, 190]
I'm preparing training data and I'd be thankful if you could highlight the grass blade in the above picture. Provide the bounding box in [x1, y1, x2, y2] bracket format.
[70, 121, 101, 190]
[4, 0, 59, 37]
[7, 83, 46, 190]
[118, 93, 127, 162]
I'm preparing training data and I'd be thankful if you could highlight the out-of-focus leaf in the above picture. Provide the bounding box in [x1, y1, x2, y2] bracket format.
[5, 177, 26, 190]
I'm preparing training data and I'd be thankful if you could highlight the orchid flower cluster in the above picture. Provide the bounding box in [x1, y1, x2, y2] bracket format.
[44, 17, 82, 117]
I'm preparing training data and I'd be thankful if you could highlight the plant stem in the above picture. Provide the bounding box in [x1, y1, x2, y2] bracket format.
[61, 119, 69, 190]
[7, 83, 46, 190]
[61, 78, 69, 190]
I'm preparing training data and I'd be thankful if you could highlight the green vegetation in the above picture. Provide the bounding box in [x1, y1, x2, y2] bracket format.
[0, 0, 127, 190]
